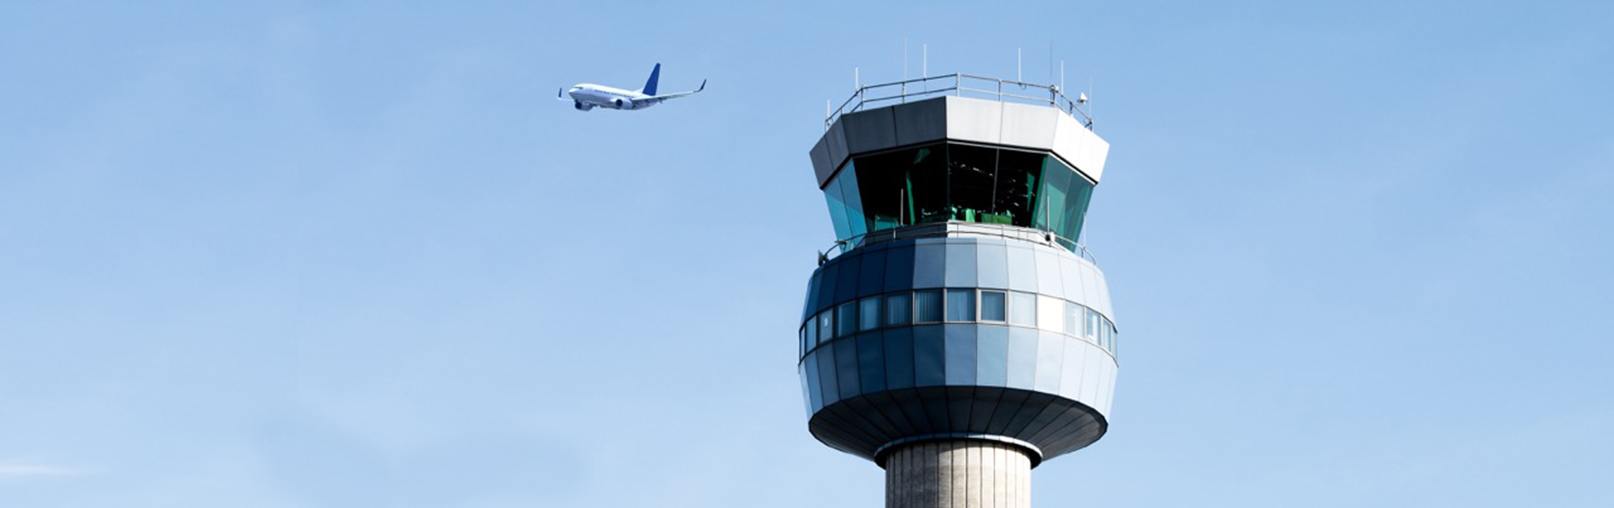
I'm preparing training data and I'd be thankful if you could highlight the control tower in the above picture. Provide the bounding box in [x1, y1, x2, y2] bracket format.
[798, 74, 1116, 508]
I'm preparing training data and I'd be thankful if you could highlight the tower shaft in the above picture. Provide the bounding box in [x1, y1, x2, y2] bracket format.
[886, 440, 1032, 508]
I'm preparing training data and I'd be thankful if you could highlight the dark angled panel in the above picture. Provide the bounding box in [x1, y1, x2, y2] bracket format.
[916, 386, 954, 431]
[857, 247, 888, 296]
[943, 241, 978, 287]
[985, 388, 1031, 435]
[803, 270, 821, 323]
[857, 333, 887, 394]
[945, 386, 976, 437]
[865, 390, 917, 437]
[835, 339, 861, 401]
[912, 325, 946, 387]
[883, 244, 916, 292]
[883, 328, 915, 390]
[839, 395, 901, 441]
[943, 325, 977, 386]
[976, 325, 1010, 387]
[967, 386, 1003, 433]
[1004, 391, 1058, 438]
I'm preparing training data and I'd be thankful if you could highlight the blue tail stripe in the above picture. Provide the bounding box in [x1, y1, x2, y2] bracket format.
[642, 63, 661, 96]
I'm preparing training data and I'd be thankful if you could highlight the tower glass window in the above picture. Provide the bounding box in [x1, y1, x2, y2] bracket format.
[914, 290, 943, 323]
[981, 291, 1007, 322]
[1009, 292, 1036, 326]
[859, 297, 881, 331]
[837, 301, 859, 337]
[818, 312, 834, 343]
[884, 293, 913, 326]
[945, 289, 976, 322]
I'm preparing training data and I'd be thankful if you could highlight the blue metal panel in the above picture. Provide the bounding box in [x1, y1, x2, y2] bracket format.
[804, 352, 822, 412]
[816, 261, 839, 313]
[912, 243, 946, 289]
[835, 252, 863, 304]
[1006, 246, 1038, 293]
[883, 244, 916, 292]
[857, 333, 886, 394]
[803, 271, 821, 322]
[857, 248, 888, 296]
[883, 328, 915, 390]
[799, 362, 812, 418]
[835, 338, 861, 401]
[1059, 340, 1089, 402]
[817, 344, 840, 407]
[912, 325, 946, 387]
[1006, 327, 1038, 390]
[943, 241, 978, 288]
[1034, 331, 1065, 393]
[976, 325, 1010, 387]
[977, 242, 1009, 289]
[943, 325, 977, 386]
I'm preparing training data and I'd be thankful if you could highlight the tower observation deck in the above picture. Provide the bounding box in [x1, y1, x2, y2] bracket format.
[798, 74, 1116, 508]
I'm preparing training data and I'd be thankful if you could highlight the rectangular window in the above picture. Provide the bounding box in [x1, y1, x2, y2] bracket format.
[1064, 302, 1081, 337]
[945, 289, 975, 322]
[980, 291, 1007, 322]
[818, 311, 834, 343]
[1086, 309, 1100, 340]
[807, 317, 819, 348]
[1100, 320, 1112, 350]
[859, 297, 882, 331]
[885, 293, 913, 326]
[799, 326, 807, 357]
[1037, 295, 1064, 333]
[837, 301, 859, 337]
[914, 290, 943, 323]
[1009, 292, 1036, 326]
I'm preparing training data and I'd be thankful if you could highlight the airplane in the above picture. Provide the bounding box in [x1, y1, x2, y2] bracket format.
[559, 63, 706, 111]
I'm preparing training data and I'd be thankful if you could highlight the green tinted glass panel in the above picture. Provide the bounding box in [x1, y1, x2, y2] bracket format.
[823, 172, 852, 241]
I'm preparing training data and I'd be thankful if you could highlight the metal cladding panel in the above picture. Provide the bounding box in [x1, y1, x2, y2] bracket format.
[857, 248, 888, 296]
[1093, 264, 1115, 320]
[1081, 263, 1102, 318]
[1033, 249, 1065, 301]
[804, 353, 821, 411]
[1059, 340, 1089, 402]
[913, 325, 946, 387]
[912, 242, 946, 289]
[883, 244, 917, 292]
[883, 328, 916, 390]
[944, 325, 978, 386]
[1059, 257, 1084, 309]
[803, 271, 820, 322]
[944, 241, 978, 287]
[858, 333, 887, 393]
[842, 107, 899, 155]
[834, 253, 863, 304]
[1005, 327, 1038, 390]
[1079, 344, 1102, 404]
[1033, 331, 1065, 393]
[817, 346, 840, 407]
[976, 325, 1010, 387]
[835, 339, 862, 401]
[800, 363, 812, 417]
[944, 96, 1002, 145]
[975, 240, 1010, 289]
[893, 97, 949, 146]
[809, 136, 836, 188]
[1005, 247, 1038, 293]
[999, 101, 1060, 151]
[815, 262, 838, 313]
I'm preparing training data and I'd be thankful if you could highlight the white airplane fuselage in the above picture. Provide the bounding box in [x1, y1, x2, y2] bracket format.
[567, 84, 653, 111]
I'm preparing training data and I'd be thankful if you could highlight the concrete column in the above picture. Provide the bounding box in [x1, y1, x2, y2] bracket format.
[884, 440, 1033, 508]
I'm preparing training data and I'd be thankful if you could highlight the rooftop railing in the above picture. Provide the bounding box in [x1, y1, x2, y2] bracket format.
[826, 73, 1094, 132]
[818, 222, 1098, 266]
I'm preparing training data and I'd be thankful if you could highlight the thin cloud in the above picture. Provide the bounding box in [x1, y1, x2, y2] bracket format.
[0, 463, 84, 478]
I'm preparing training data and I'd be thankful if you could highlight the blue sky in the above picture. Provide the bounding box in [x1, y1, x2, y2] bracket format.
[2, 1, 1612, 506]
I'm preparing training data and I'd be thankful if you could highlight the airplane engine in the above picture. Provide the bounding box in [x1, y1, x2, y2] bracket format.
[574, 101, 592, 111]
[613, 98, 631, 109]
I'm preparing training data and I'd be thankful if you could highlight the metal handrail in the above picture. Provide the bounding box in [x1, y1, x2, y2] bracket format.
[826, 73, 1094, 131]
[817, 222, 1098, 266]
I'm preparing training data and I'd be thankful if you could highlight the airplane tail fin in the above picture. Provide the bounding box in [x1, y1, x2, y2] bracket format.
[641, 63, 661, 95]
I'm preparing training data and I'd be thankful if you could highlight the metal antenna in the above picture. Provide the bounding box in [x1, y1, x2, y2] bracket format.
[1017, 48, 1022, 83]
[903, 38, 908, 81]
[922, 44, 928, 78]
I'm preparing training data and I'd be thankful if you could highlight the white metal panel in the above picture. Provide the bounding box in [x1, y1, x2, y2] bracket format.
[1059, 256, 1084, 309]
[1059, 340, 1090, 402]
[1070, 128, 1110, 183]
[1033, 248, 1065, 301]
[998, 102, 1059, 151]
[1081, 263, 1102, 317]
[1079, 342, 1102, 404]
[944, 96, 1002, 145]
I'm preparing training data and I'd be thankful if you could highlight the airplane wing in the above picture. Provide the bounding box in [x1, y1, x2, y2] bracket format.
[631, 79, 706, 106]
[557, 88, 571, 101]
